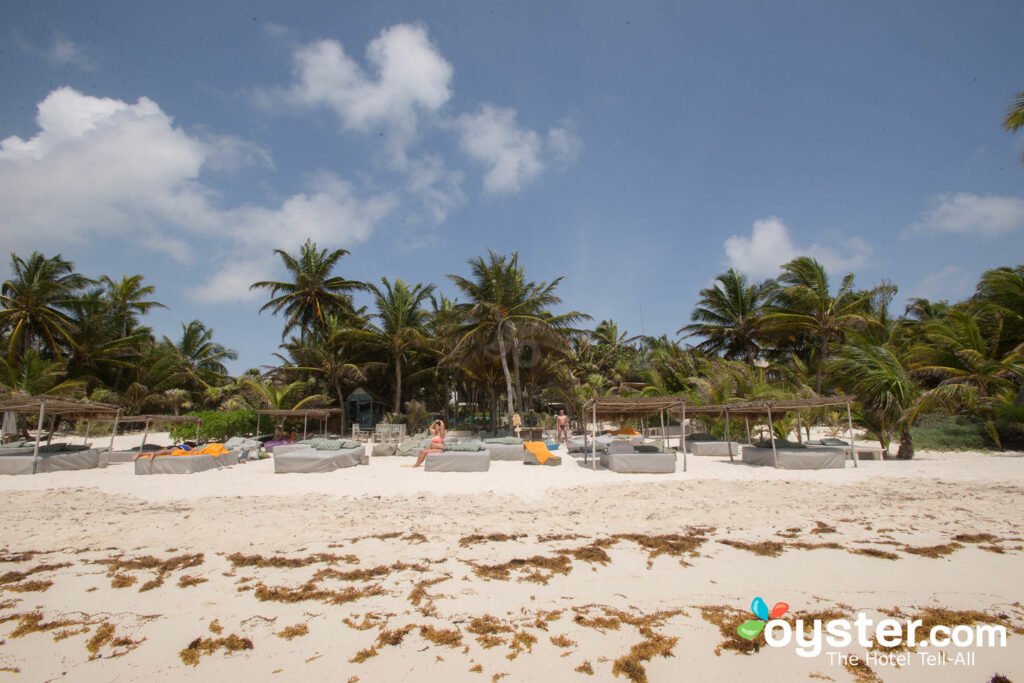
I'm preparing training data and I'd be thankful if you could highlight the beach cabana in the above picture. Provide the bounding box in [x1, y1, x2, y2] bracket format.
[256, 408, 344, 449]
[0, 396, 120, 475]
[682, 397, 859, 469]
[581, 396, 684, 473]
[103, 415, 202, 464]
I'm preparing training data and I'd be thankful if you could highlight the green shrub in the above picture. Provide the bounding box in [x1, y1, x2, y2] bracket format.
[169, 410, 257, 442]
[911, 415, 995, 452]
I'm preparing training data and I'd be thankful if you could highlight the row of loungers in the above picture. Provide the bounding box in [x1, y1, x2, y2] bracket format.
[0, 443, 100, 475]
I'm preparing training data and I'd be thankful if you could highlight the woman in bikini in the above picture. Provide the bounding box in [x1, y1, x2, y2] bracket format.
[413, 419, 446, 467]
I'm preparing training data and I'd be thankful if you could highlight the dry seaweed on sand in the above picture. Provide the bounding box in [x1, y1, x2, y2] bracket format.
[611, 632, 678, 683]
[376, 624, 415, 647]
[408, 576, 450, 607]
[178, 575, 207, 588]
[3, 580, 51, 592]
[717, 539, 786, 557]
[349, 646, 378, 663]
[700, 605, 762, 655]
[226, 552, 359, 569]
[505, 630, 537, 659]
[6, 611, 85, 639]
[953, 532, 999, 543]
[550, 634, 576, 648]
[179, 634, 253, 666]
[209, 620, 223, 634]
[96, 553, 203, 575]
[849, 547, 900, 561]
[556, 543, 612, 565]
[458, 533, 527, 548]
[419, 625, 463, 647]
[811, 521, 837, 535]
[844, 659, 882, 682]
[469, 663, 483, 673]
[575, 660, 594, 675]
[468, 555, 572, 584]
[110, 574, 136, 588]
[403, 533, 429, 544]
[253, 581, 384, 606]
[900, 543, 962, 558]
[275, 623, 309, 640]
[86, 622, 143, 659]
[342, 613, 389, 631]
[611, 532, 709, 566]
[537, 533, 587, 543]
[0, 562, 71, 585]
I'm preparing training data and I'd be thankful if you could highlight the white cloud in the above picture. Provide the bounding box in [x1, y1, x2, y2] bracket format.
[908, 192, 1024, 237]
[12, 31, 96, 71]
[187, 257, 273, 304]
[259, 24, 452, 163]
[909, 265, 974, 303]
[0, 87, 395, 288]
[456, 104, 581, 194]
[723, 216, 873, 280]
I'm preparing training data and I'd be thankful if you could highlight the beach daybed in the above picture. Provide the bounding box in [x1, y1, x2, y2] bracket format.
[741, 444, 846, 469]
[686, 441, 741, 457]
[599, 446, 676, 473]
[483, 436, 526, 461]
[134, 443, 236, 475]
[424, 442, 490, 472]
[274, 439, 365, 473]
[0, 444, 100, 475]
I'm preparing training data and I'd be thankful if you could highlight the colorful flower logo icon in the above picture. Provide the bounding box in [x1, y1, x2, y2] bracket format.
[737, 596, 789, 639]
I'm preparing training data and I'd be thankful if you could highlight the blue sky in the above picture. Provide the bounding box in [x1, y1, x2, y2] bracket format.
[2, 0, 1023, 372]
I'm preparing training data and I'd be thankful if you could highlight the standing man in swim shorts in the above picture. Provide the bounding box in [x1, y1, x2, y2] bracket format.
[556, 410, 570, 445]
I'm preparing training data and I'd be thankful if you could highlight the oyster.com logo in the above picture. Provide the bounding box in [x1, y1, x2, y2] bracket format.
[737, 596, 789, 640]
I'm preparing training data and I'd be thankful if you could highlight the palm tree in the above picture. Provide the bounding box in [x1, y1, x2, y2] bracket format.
[251, 239, 364, 339]
[0, 252, 91, 356]
[163, 321, 237, 391]
[0, 348, 84, 397]
[1003, 91, 1024, 163]
[762, 257, 872, 392]
[681, 268, 771, 363]
[242, 377, 330, 434]
[335, 278, 436, 413]
[448, 251, 587, 429]
[99, 274, 165, 337]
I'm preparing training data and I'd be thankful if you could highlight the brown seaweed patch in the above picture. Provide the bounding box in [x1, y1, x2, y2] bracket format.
[96, 553, 202, 575]
[469, 663, 483, 673]
[86, 622, 143, 659]
[575, 660, 594, 675]
[253, 582, 383, 606]
[700, 605, 761, 655]
[4, 580, 51, 593]
[466, 615, 514, 636]
[179, 634, 253, 666]
[111, 574, 136, 589]
[275, 623, 309, 640]
[980, 545, 1006, 554]
[349, 646, 378, 663]
[556, 543, 611, 565]
[900, 543, 962, 559]
[314, 561, 428, 583]
[550, 634, 576, 648]
[343, 613, 388, 631]
[209, 620, 223, 634]
[538, 533, 587, 543]
[717, 540, 785, 557]
[459, 534, 527, 548]
[0, 563, 71, 585]
[505, 630, 537, 660]
[469, 555, 571, 584]
[612, 532, 708, 566]
[844, 659, 881, 682]
[811, 521, 837, 535]
[954, 533, 999, 543]
[5, 612, 83, 639]
[53, 625, 90, 641]
[403, 533, 428, 544]
[611, 632, 678, 683]
[420, 625, 463, 647]
[226, 552, 358, 569]
[849, 548, 900, 561]
[178, 575, 207, 588]
[408, 576, 449, 607]
[376, 625, 415, 647]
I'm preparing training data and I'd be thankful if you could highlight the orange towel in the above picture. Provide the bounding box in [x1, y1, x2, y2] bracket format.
[610, 427, 640, 436]
[523, 441, 555, 464]
[169, 443, 227, 457]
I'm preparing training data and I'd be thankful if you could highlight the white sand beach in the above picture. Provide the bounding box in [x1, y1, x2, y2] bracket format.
[0, 437, 1022, 682]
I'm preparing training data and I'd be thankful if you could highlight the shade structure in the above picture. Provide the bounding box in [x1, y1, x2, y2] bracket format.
[255, 408, 344, 440]
[0, 395, 120, 474]
[103, 414, 203, 463]
[581, 396, 688, 472]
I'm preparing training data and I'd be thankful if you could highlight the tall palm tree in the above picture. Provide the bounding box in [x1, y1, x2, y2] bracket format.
[681, 268, 772, 363]
[335, 278, 436, 413]
[251, 239, 364, 339]
[0, 252, 91, 356]
[99, 274, 166, 338]
[448, 251, 587, 429]
[762, 257, 872, 392]
[163, 320, 237, 391]
[0, 348, 84, 397]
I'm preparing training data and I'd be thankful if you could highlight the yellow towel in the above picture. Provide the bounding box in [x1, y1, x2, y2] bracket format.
[170, 443, 227, 457]
[523, 441, 555, 464]
[610, 427, 640, 436]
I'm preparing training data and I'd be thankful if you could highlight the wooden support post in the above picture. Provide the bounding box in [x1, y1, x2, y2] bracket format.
[303, 414, 308, 440]
[46, 414, 56, 445]
[846, 401, 859, 467]
[796, 411, 803, 444]
[103, 409, 120, 468]
[591, 400, 597, 470]
[745, 416, 751, 445]
[195, 420, 200, 443]
[680, 401, 687, 472]
[659, 409, 667, 452]
[255, 413, 261, 438]
[139, 419, 151, 453]
[724, 408, 733, 461]
[31, 400, 45, 475]
[767, 405, 779, 468]
[84, 420, 91, 446]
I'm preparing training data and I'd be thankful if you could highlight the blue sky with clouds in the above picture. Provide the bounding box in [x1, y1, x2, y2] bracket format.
[2, 0, 1023, 372]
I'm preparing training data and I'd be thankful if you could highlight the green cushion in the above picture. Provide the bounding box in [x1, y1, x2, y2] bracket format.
[443, 441, 486, 452]
[0, 440, 26, 449]
[483, 436, 523, 445]
[298, 438, 361, 451]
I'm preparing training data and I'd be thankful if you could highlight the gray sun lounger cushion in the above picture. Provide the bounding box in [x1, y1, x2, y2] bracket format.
[443, 441, 486, 452]
[483, 436, 523, 445]
[567, 436, 610, 453]
[687, 441, 740, 457]
[135, 453, 224, 475]
[753, 440, 805, 449]
[606, 441, 637, 454]
[487, 443, 525, 461]
[741, 446, 846, 469]
[600, 452, 676, 473]
[274, 445, 364, 473]
[372, 443, 398, 457]
[0, 448, 100, 475]
[523, 451, 561, 466]
[424, 451, 490, 472]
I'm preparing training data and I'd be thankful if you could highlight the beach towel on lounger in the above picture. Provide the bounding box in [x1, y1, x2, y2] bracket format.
[523, 441, 560, 466]
[170, 443, 227, 457]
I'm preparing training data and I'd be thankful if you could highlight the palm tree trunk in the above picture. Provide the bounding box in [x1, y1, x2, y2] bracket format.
[496, 324, 515, 430]
[896, 425, 914, 460]
[513, 341, 524, 413]
[393, 353, 402, 415]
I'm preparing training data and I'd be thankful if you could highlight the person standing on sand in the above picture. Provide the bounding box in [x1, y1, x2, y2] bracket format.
[556, 410, 570, 445]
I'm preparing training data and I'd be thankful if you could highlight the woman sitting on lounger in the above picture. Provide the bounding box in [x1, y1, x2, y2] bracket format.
[413, 420, 446, 467]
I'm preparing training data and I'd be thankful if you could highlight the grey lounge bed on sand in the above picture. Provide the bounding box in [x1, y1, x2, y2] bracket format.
[274, 445, 365, 473]
[424, 450, 491, 472]
[599, 450, 676, 473]
[134, 453, 226, 475]
[686, 441, 741, 457]
[484, 443, 525, 461]
[741, 445, 846, 469]
[0, 445, 100, 475]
